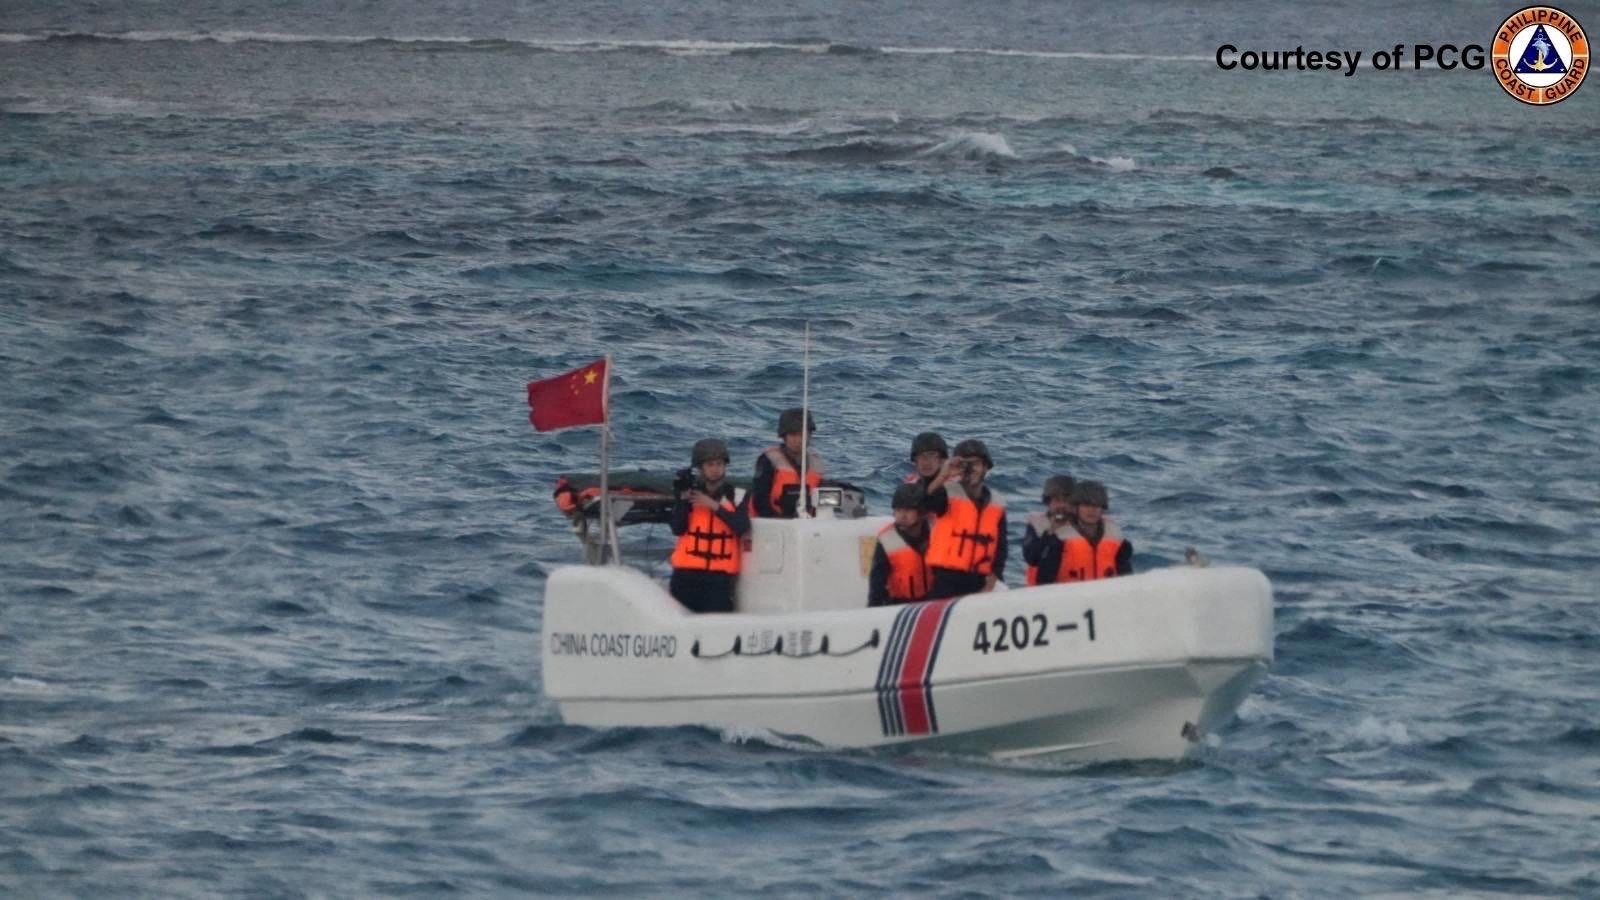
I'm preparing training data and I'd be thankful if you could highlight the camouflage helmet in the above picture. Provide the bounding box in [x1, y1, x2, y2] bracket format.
[909, 431, 949, 461]
[1070, 480, 1110, 510]
[691, 438, 730, 467]
[1041, 474, 1076, 503]
[777, 407, 817, 437]
[891, 482, 926, 511]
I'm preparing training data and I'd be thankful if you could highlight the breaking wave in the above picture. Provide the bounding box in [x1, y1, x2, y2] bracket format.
[0, 30, 1212, 63]
[921, 132, 1017, 161]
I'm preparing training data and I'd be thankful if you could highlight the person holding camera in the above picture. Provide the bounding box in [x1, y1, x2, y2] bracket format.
[1021, 474, 1076, 586]
[868, 483, 934, 607]
[669, 438, 750, 614]
[749, 407, 824, 518]
[924, 438, 1008, 599]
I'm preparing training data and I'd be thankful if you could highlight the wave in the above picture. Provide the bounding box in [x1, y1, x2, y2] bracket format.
[780, 140, 927, 164]
[921, 132, 1017, 161]
[1037, 143, 1139, 171]
[0, 30, 1212, 63]
[1091, 155, 1137, 172]
[823, 187, 974, 209]
[780, 131, 1018, 165]
[881, 46, 1209, 62]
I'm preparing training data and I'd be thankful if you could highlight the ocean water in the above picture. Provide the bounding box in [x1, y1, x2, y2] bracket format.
[3, 0, 1599, 895]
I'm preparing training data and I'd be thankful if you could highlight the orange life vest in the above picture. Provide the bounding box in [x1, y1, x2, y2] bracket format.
[669, 498, 742, 574]
[1058, 518, 1124, 582]
[926, 482, 1005, 576]
[877, 524, 932, 603]
[753, 446, 824, 517]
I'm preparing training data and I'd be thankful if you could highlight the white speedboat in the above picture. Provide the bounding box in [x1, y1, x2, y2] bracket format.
[541, 477, 1273, 763]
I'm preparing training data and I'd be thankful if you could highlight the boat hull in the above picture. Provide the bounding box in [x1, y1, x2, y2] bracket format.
[540, 555, 1273, 763]
[557, 658, 1266, 763]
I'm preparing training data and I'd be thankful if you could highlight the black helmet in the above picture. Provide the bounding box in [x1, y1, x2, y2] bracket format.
[1041, 475, 1076, 503]
[891, 482, 926, 511]
[951, 438, 993, 469]
[691, 438, 730, 467]
[777, 407, 817, 437]
[1070, 480, 1110, 510]
[909, 431, 949, 461]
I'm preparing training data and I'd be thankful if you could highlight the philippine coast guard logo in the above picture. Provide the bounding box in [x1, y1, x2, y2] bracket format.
[1492, 7, 1588, 105]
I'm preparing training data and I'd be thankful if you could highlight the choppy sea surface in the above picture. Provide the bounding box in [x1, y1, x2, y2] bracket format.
[3, 1, 1599, 895]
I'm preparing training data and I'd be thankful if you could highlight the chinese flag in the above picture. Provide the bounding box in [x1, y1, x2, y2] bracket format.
[527, 358, 608, 431]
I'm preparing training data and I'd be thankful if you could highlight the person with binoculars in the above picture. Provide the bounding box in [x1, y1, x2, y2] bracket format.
[1021, 474, 1076, 586]
[668, 438, 750, 613]
[923, 438, 1008, 599]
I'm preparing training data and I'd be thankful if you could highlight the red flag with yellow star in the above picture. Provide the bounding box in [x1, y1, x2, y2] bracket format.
[527, 358, 608, 431]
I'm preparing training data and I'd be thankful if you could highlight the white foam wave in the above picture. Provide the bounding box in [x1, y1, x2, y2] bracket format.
[881, 45, 1210, 63]
[665, 119, 818, 137]
[0, 30, 1209, 63]
[719, 725, 828, 752]
[1351, 716, 1414, 747]
[1090, 155, 1138, 172]
[679, 98, 750, 114]
[921, 131, 1017, 160]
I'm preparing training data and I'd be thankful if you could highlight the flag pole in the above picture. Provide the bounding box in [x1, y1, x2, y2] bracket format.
[796, 323, 812, 612]
[599, 353, 621, 564]
[799, 322, 811, 520]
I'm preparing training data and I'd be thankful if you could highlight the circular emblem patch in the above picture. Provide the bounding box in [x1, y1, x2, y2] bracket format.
[1492, 6, 1588, 105]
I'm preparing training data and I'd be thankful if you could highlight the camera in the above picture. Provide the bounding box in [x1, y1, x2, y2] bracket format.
[673, 467, 705, 497]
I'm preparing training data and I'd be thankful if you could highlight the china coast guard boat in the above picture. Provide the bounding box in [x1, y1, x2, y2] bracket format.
[541, 474, 1273, 763]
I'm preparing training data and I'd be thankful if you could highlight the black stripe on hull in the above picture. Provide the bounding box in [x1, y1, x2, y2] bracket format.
[921, 600, 958, 735]
[875, 605, 918, 737]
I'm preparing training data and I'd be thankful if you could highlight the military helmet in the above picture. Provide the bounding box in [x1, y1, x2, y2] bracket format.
[1041, 474, 1076, 503]
[691, 438, 730, 467]
[1070, 480, 1110, 510]
[909, 431, 949, 461]
[891, 482, 926, 511]
[951, 438, 993, 469]
[777, 407, 817, 437]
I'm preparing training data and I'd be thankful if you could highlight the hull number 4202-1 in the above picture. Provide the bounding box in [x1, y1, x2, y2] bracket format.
[972, 609, 1096, 654]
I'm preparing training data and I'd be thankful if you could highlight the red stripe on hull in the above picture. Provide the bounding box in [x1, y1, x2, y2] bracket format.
[896, 600, 951, 735]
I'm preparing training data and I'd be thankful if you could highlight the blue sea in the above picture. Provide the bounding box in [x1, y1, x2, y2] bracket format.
[3, 0, 1598, 895]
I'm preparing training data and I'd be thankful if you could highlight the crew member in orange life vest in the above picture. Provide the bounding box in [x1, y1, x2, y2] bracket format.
[1041, 480, 1132, 583]
[669, 438, 750, 613]
[1021, 474, 1075, 586]
[925, 439, 1008, 599]
[868, 483, 933, 607]
[750, 407, 824, 518]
